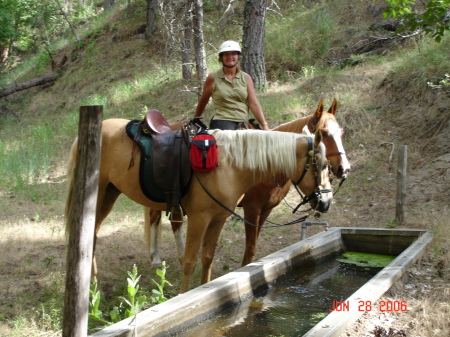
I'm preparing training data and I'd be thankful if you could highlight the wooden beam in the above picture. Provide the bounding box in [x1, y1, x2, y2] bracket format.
[396, 145, 407, 225]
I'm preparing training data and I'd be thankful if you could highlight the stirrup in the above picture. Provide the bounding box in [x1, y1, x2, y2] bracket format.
[169, 205, 184, 223]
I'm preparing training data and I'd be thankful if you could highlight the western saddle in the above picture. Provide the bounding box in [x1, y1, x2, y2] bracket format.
[139, 109, 193, 215]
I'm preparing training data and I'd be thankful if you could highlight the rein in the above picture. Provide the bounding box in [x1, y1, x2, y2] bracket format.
[192, 136, 331, 230]
[193, 174, 310, 229]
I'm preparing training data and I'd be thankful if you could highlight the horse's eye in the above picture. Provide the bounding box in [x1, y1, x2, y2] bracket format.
[320, 130, 330, 138]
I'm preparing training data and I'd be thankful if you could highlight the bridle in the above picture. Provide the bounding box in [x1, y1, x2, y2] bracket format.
[291, 136, 332, 214]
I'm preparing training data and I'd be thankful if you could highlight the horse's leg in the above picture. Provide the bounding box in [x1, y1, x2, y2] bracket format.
[144, 207, 163, 265]
[144, 208, 184, 266]
[241, 202, 261, 266]
[180, 216, 210, 293]
[92, 183, 121, 277]
[241, 179, 290, 266]
[170, 212, 185, 266]
[200, 218, 227, 284]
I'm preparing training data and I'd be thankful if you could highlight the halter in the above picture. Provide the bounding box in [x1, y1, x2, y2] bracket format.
[326, 151, 346, 158]
[291, 137, 332, 214]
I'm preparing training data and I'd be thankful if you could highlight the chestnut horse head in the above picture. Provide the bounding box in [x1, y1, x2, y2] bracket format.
[274, 98, 350, 179]
[307, 98, 350, 179]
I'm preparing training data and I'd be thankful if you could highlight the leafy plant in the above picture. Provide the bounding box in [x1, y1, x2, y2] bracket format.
[385, 218, 398, 228]
[118, 264, 148, 318]
[88, 277, 109, 325]
[89, 264, 167, 329]
[150, 261, 172, 304]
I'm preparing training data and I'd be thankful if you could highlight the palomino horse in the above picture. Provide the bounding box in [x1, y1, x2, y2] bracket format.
[65, 119, 333, 293]
[145, 98, 350, 267]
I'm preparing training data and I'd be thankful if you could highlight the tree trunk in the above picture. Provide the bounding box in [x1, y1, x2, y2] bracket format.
[182, 3, 193, 80]
[193, 0, 207, 87]
[0, 72, 61, 98]
[104, 0, 115, 11]
[145, 0, 157, 39]
[0, 46, 9, 66]
[242, 0, 267, 92]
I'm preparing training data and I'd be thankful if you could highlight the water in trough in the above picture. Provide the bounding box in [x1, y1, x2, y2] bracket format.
[175, 252, 393, 337]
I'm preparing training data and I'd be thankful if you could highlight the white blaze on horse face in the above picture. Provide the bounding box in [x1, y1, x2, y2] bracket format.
[328, 121, 351, 177]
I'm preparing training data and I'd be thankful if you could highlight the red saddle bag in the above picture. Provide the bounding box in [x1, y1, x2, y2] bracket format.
[190, 133, 218, 173]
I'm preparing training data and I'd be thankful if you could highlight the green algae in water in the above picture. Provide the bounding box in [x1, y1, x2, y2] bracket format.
[338, 251, 395, 268]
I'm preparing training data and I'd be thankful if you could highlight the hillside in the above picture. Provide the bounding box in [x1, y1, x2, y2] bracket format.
[0, 0, 449, 336]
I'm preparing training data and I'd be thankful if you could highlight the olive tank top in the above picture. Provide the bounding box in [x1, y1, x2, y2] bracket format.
[211, 68, 249, 122]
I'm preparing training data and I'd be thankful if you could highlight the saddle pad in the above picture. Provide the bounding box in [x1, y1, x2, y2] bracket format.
[125, 120, 167, 203]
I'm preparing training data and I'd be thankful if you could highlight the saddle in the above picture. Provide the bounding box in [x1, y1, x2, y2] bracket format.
[127, 109, 195, 215]
[140, 109, 174, 135]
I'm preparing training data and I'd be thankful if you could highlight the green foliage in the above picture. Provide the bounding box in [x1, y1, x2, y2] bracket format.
[428, 73, 450, 92]
[385, 218, 398, 228]
[118, 264, 147, 318]
[0, 0, 103, 63]
[89, 277, 110, 326]
[375, 0, 450, 42]
[89, 263, 172, 331]
[390, 34, 450, 87]
[0, 0, 16, 45]
[150, 261, 172, 304]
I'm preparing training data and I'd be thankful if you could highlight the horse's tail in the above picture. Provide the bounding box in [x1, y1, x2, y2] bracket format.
[64, 137, 78, 240]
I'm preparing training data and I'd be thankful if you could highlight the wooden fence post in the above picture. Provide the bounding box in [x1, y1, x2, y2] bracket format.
[395, 145, 407, 225]
[63, 106, 103, 337]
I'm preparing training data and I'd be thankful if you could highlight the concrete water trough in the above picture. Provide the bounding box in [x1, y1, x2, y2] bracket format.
[90, 227, 433, 337]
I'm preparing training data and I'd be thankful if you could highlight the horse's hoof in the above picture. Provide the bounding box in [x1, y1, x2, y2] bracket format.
[151, 259, 162, 266]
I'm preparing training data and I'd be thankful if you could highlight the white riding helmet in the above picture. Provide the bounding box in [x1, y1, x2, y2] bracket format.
[218, 40, 241, 54]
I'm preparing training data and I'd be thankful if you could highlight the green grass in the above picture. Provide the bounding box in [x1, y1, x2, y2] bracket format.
[390, 35, 450, 86]
[0, 123, 56, 188]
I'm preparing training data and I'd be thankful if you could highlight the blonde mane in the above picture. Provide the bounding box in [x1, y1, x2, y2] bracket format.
[209, 129, 310, 176]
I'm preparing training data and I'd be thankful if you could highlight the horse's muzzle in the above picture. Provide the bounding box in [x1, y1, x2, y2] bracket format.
[311, 192, 332, 213]
[335, 165, 350, 179]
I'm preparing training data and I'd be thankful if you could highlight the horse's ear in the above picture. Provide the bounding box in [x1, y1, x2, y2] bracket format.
[314, 99, 325, 119]
[302, 125, 312, 136]
[328, 98, 338, 115]
[314, 129, 322, 147]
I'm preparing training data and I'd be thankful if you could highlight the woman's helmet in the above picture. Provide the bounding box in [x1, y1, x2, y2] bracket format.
[218, 40, 241, 54]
